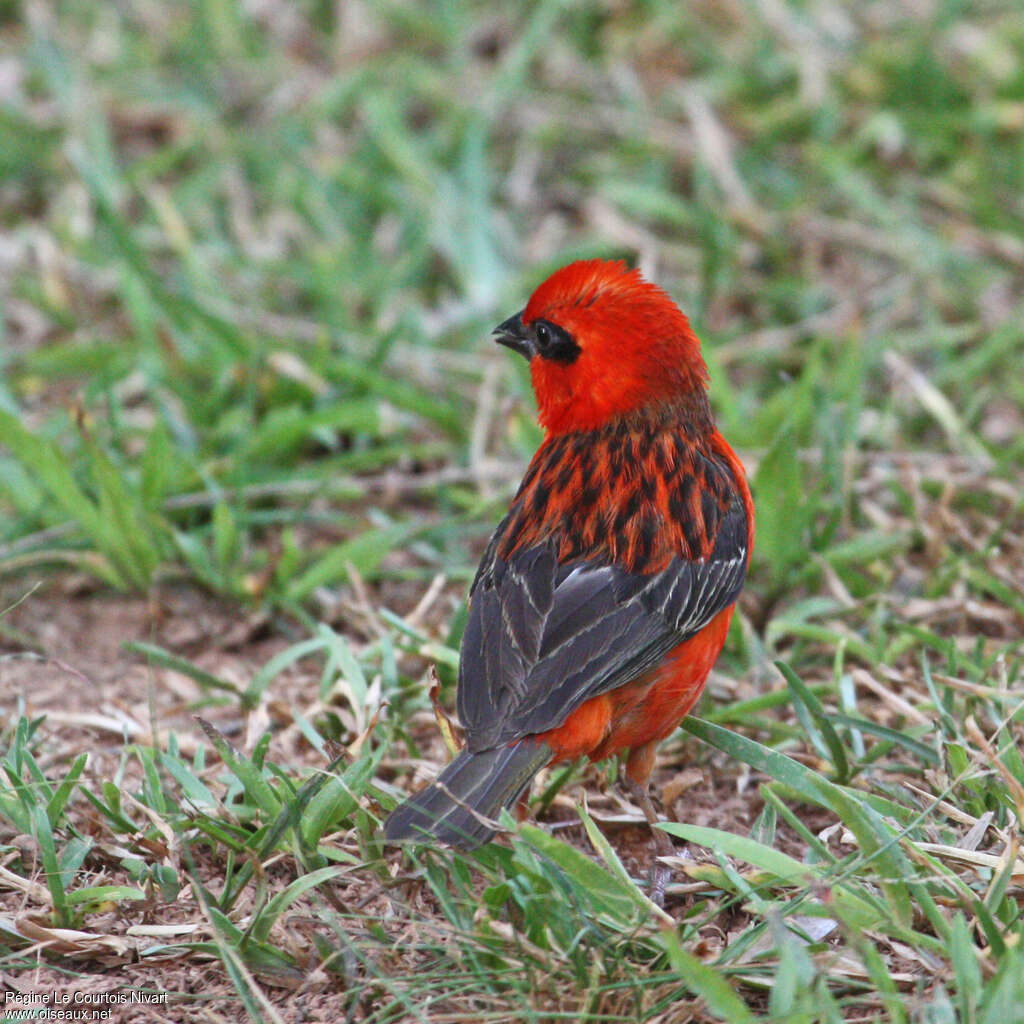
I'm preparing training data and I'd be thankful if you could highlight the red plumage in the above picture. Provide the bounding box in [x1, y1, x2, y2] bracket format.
[385, 259, 754, 864]
[524, 260, 709, 435]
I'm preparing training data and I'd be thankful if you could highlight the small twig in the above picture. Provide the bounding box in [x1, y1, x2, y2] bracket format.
[405, 574, 448, 632]
[884, 351, 993, 466]
[469, 360, 503, 501]
[678, 86, 753, 214]
[851, 668, 930, 726]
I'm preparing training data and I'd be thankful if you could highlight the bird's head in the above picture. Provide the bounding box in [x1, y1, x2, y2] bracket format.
[493, 259, 709, 435]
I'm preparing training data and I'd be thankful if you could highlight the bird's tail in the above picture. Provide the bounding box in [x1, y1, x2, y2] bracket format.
[384, 740, 553, 850]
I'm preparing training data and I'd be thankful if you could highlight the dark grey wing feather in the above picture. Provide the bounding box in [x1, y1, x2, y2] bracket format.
[458, 494, 749, 752]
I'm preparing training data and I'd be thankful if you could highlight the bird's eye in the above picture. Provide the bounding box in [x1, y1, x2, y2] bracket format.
[535, 323, 551, 348]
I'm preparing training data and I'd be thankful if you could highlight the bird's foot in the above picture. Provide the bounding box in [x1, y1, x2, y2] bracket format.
[622, 776, 676, 907]
[648, 860, 672, 908]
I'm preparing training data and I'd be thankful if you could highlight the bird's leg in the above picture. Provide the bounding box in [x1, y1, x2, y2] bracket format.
[623, 742, 676, 907]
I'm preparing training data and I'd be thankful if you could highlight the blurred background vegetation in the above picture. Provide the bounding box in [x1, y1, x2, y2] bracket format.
[2, 0, 1021, 603]
[1, 1, 1023, 1021]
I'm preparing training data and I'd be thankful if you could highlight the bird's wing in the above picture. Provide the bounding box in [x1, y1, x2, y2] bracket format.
[456, 487, 749, 752]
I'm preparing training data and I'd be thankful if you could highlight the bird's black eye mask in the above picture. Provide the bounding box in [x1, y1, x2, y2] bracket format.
[531, 319, 581, 364]
[493, 312, 582, 365]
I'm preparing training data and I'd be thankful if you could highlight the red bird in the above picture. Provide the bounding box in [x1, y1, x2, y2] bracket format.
[385, 260, 754, 877]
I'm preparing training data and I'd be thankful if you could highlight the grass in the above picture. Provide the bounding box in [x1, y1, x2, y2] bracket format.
[1, 0, 1023, 1020]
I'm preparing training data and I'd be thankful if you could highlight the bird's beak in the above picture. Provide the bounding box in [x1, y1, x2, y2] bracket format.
[492, 311, 534, 360]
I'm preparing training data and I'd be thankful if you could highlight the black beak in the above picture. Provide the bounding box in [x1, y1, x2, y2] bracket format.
[492, 311, 534, 360]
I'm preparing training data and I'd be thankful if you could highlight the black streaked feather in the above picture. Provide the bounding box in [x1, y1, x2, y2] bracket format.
[457, 486, 749, 751]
